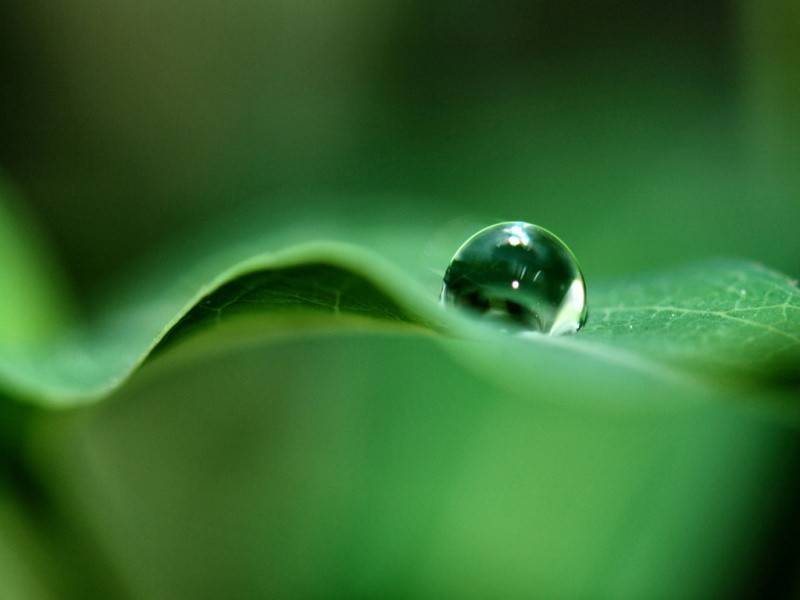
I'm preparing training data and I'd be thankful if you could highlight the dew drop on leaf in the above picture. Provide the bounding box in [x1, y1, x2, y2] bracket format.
[441, 221, 587, 335]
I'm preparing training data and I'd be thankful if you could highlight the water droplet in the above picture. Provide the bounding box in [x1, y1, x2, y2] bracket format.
[441, 221, 587, 334]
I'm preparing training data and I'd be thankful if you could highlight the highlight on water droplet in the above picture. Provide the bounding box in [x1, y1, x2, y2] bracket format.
[440, 221, 587, 335]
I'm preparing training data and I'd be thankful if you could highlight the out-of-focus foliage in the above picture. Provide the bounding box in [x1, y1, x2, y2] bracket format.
[0, 181, 69, 347]
[2, 1, 799, 286]
[33, 333, 796, 598]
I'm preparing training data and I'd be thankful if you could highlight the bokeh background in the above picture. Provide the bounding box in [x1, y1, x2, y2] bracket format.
[1, 0, 798, 291]
[1, 1, 800, 598]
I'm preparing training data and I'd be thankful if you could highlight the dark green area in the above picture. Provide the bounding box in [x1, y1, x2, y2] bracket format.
[2, 0, 799, 296]
[157, 263, 419, 353]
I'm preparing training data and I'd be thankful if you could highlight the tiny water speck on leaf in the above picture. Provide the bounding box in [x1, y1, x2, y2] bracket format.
[441, 221, 587, 335]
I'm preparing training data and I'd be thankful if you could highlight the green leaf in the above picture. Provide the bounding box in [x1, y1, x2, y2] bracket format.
[585, 259, 800, 378]
[0, 212, 798, 410]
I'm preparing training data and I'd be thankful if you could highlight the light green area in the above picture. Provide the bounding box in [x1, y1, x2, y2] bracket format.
[586, 259, 800, 378]
[0, 180, 71, 348]
[32, 329, 792, 599]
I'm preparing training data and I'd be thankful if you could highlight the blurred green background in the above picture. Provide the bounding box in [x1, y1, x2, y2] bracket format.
[1, 0, 799, 292]
[2, 1, 800, 598]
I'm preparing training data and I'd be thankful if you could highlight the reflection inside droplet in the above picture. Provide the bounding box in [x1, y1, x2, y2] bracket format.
[440, 221, 588, 335]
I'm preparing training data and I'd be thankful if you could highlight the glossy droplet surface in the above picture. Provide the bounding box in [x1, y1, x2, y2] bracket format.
[441, 222, 587, 334]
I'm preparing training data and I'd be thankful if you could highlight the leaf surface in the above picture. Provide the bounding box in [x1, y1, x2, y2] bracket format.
[0, 220, 797, 410]
[586, 259, 800, 377]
